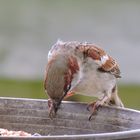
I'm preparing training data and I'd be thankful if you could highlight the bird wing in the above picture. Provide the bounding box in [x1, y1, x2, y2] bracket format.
[98, 55, 121, 78]
[82, 44, 121, 78]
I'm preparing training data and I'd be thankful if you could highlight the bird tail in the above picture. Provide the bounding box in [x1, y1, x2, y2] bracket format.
[110, 86, 124, 107]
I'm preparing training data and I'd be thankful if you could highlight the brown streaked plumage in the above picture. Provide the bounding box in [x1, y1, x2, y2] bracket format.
[68, 42, 124, 120]
[44, 52, 79, 119]
[44, 40, 124, 120]
[76, 43, 121, 78]
[100, 55, 121, 78]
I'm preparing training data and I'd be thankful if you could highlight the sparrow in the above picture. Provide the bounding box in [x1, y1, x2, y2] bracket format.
[44, 40, 80, 119]
[68, 43, 124, 120]
[44, 40, 124, 120]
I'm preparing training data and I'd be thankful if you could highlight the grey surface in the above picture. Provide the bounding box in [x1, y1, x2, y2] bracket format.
[0, 97, 139, 140]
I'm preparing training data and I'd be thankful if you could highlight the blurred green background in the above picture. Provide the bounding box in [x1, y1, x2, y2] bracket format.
[0, 0, 140, 110]
[0, 78, 140, 110]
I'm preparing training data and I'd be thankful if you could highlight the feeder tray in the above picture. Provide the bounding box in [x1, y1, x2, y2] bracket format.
[0, 97, 140, 140]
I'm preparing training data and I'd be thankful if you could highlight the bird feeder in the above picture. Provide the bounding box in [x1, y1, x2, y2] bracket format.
[0, 97, 140, 140]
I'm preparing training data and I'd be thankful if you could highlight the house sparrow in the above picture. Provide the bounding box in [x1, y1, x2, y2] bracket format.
[44, 40, 124, 120]
[44, 40, 80, 119]
[69, 43, 124, 120]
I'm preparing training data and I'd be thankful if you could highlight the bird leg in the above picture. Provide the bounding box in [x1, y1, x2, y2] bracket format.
[64, 91, 75, 99]
[87, 96, 109, 121]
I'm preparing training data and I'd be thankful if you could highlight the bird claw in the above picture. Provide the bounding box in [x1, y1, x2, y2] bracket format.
[86, 102, 96, 111]
[87, 101, 102, 121]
